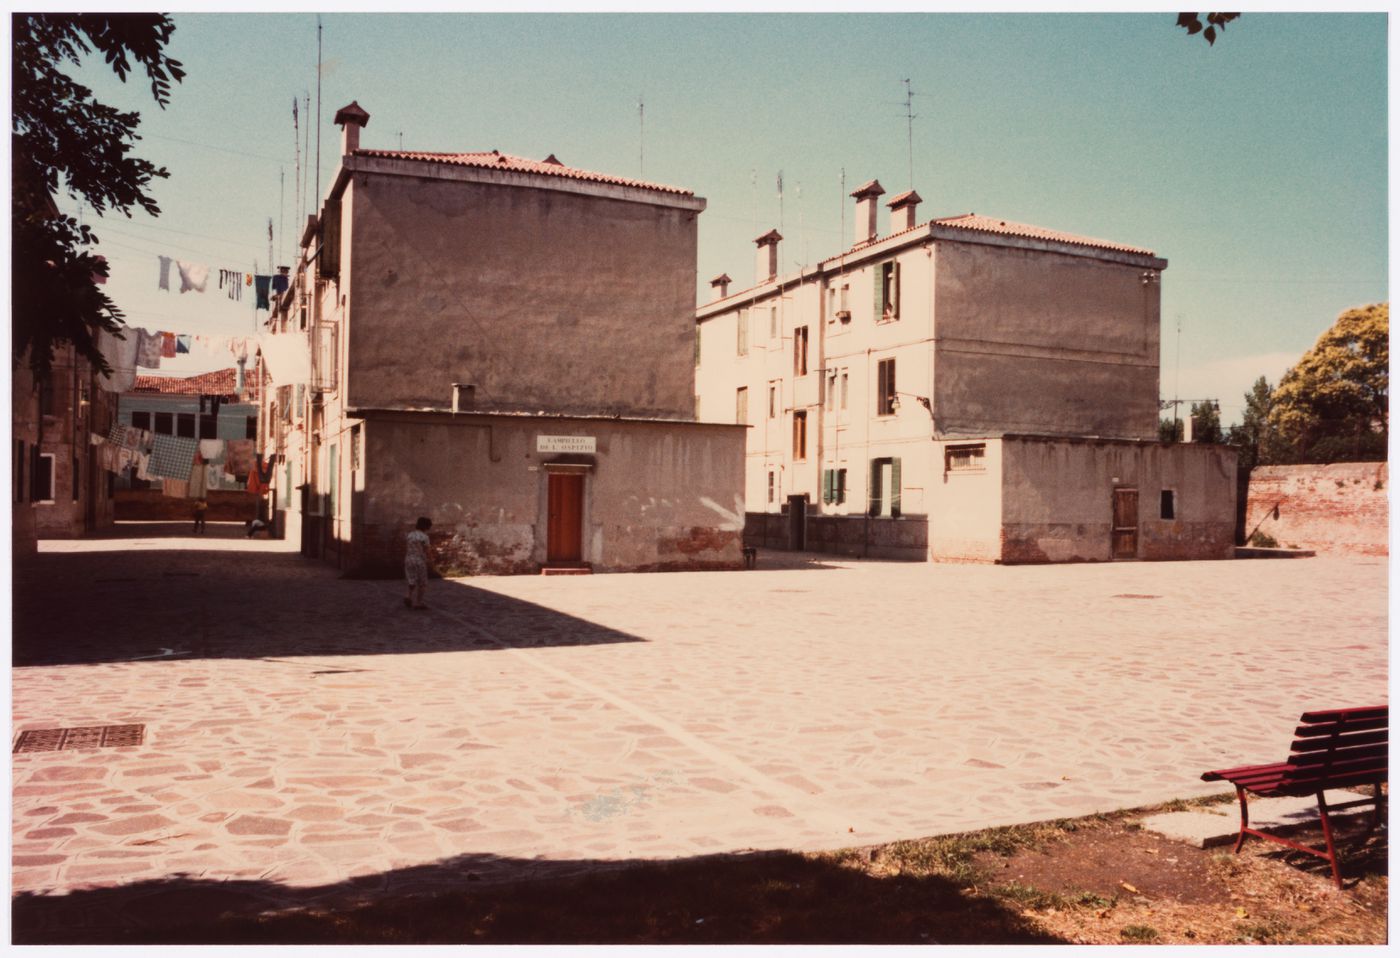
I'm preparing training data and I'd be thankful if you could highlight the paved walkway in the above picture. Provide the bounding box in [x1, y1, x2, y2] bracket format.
[10, 524, 1389, 938]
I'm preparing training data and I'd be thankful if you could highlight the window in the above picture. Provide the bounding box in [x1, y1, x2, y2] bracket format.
[877, 358, 896, 416]
[154, 412, 173, 435]
[822, 468, 847, 505]
[768, 380, 780, 419]
[876, 260, 900, 321]
[767, 470, 775, 504]
[72, 456, 80, 501]
[793, 325, 809, 377]
[737, 308, 749, 356]
[199, 414, 218, 439]
[869, 457, 902, 517]
[1160, 489, 1176, 520]
[840, 283, 850, 312]
[39, 377, 56, 418]
[792, 410, 808, 460]
[131, 411, 151, 432]
[945, 444, 986, 472]
[177, 412, 196, 438]
[351, 424, 361, 470]
[34, 453, 55, 503]
[769, 305, 779, 339]
[827, 287, 837, 322]
[825, 369, 837, 411]
[246, 416, 258, 440]
[736, 387, 748, 425]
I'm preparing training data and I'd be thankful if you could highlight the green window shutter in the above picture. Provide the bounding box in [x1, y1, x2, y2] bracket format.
[890, 457, 902, 517]
[837, 468, 847, 504]
[868, 458, 883, 516]
[821, 469, 832, 505]
[873, 264, 885, 320]
[892, 261, 901, 318]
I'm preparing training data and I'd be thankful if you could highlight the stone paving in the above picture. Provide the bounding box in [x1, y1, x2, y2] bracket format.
[9, 523, 1389, 937]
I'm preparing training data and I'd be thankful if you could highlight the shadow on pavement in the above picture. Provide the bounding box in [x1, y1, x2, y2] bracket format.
[12, 544, 644, 666]
[10, 847, 1064, 945]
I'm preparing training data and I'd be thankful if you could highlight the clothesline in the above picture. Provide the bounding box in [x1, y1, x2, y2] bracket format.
[156, 255, 289, 309]
[89, 426, 276, 498]
[96, 326, 259, 393]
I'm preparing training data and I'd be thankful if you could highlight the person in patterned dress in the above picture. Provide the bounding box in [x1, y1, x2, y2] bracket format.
[404, 516, 434, 609]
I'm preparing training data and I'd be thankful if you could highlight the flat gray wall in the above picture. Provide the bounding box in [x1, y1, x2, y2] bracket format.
[345, 174, 699, 419]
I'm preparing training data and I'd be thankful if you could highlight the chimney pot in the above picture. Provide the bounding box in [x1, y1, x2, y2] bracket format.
[887, 189, 923, 232]
[333, 100, 371, 156]
[754, 229, 782, 283]
[710, 273, 733, 301]
[851, 179, 885, 245]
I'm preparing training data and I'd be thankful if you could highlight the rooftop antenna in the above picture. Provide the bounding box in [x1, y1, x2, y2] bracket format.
[797, 181, 806, 267]
[292, 97, 301, 233]
[314, 16, 322, 207]
[902, 78, 917, 190]
[777, 170, 784, 236]
[398, 130, 404, 149]
[278, 167, 285, 266]
[638, 94, 645, 176]
[839, 167, 846, 251]
[750, 169, 757, 236]
[267, 218, 274, 275]
[1174, 313, 1183, 436]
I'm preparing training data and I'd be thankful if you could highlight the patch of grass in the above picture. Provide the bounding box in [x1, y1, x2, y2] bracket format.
[1248, 531, 1279, 548]
[991, 883, 1068, 911]
[1120, 924, 1159, 942]
[1069, 890, 1115, 909]
[1189, 792, 1238, 808]
[1235, 920, 1292, 943]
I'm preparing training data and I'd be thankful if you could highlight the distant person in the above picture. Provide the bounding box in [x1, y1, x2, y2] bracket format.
[404, 516, 434, 610]
[245, 517, 270, 538]
[192, 498, 208, 535]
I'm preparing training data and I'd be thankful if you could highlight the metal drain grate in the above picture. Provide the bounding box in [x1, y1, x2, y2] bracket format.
[13, 724, 145, 754]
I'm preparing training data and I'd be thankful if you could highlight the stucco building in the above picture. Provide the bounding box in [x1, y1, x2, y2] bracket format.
[695, 180, 1236, 563]
[258, 101, 744, 575]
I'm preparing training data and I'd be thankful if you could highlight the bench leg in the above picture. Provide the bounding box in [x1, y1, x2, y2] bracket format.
[1232, 785, 1250, 854]
[1316, 791, 1343, 889]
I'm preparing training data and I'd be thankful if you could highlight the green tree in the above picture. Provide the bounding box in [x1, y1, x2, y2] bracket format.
[1268, 304, 1388, 463]
[12, 13, 184, 380]
[1226, 376, 1280, 471]
[1176, 13, 1241, 46]
[1189, 401, 1222, 443]
[1158, 417, 1184, 443]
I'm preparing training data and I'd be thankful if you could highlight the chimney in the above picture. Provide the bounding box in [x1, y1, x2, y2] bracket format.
[887, 189, 922, 232]
[851, 179, 885, 245]
[235, 356, 246, 401]
[333, 100, 371, 156]
[754, 229, 782, 283]
[710, 273, 732, 301]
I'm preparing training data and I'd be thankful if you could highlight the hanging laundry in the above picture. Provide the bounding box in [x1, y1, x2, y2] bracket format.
[246, 273, 253, 286]
[96, 328, 139, 392]
[114, 446, 135, 473]
[271, 273, 289, 294]
[176, 260, 209, 293]
[123, 427, 151, 453]
[176, 334, 192, 354]
[198, 438, 224, 461]
[254, 275, 272, 310]
[106, 421, 130, 447]
[136, 329, 164, 367]
[98, 444, 116, 472]
[189, 462, 209, 498]
[89, 432, 103, 447]
[147, 434, 199, 480]
[136, 452, 152, 481]
[224, 438, 256, 477]
[246, 467, 265, 496]
[160, 331, 178, 358]
[161, 478, 190, 499]
[157, 255, 173, 292]
[218, 268, 243, 302]
[256, 454, 277, 484]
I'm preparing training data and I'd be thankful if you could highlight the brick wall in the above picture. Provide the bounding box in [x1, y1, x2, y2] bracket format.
[1244, 462, 1388, 556]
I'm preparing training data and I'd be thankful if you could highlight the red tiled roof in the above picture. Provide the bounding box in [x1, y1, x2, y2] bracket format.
[131, 368, 259, 402]
[356, 148, 694, 196]
[932, 213, 1155, 256]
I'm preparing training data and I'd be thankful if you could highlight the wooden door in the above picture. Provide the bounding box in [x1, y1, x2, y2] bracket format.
[547, 472, 584, 562]
[1112, 488, 1139, 559]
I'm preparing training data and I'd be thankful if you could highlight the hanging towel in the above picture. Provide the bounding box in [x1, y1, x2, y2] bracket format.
[271, 273, 289, 294]
[160, 332, 178, 358]
[224, 438, 256, 477]
[123, 427, 152, 453]
[177, 260, 209, 293]
[198, 439, 224, 461]
[254, 275, 272, 310]
[176, 334, 192, 354]
[157, 255, 173, 291]
[114, 446, 135, 473]
[89, 432, 104, 447]
[246, 273, 253, 286]
[161, 478, 190, 499]
[96, 328, 139, 392]
[188, 462, 209, 498]
[106, 421, 130, 447]
[256, 454, 277, 484]
[136, 452, 152, 481]
[148, 434, 199, 480]
[246, 468, 265, 495]
[136, 329, 164, 367]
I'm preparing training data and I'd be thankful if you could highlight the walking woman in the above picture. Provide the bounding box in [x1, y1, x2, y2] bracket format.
[404, 516, 434, 609]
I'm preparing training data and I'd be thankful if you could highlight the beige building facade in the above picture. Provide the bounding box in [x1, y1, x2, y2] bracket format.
[259, 102, 744, 575]
[696, 181, 1236, 563]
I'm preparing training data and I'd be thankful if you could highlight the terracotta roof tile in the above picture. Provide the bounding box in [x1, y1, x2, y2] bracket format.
[356, 149, 694, 196]
[131, 368, 259, 401]
[932, 213, 1155, 256]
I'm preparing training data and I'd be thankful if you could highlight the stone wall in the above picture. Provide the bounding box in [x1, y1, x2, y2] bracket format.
[744, 512, 927, 561]
[1244, 462, 1388, 556]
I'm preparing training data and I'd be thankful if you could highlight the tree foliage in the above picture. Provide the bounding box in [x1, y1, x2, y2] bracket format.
[1189, 401, 1222, 444]
[1177, 13, 1241, 46]
[1268, 304, 1388, 463]
[1226, 376, 1281, 471]
[1158, 417, 1184, 443]
[11, 13, 184, 379]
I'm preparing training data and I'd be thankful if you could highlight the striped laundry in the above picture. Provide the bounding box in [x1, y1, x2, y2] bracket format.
[107, 421, 129, 447]
[147, 435, 199, 480]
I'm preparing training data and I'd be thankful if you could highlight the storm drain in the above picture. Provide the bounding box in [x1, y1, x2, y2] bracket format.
[13, 724, 145, 754]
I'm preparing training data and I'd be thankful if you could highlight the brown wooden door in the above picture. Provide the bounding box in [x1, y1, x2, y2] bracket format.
[1112, 488, 1139, 559]
[547, 472, 584, 562]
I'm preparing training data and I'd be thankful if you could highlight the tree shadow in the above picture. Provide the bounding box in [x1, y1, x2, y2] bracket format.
[12, 545, 644, 666]
[11, 845, 1065, 945]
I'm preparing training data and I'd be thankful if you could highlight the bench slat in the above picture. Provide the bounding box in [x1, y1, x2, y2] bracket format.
[1298, 705, 1389, 725]
[1290, 744, 1388, 769]
[1293, 715, 1389, 738]
[1290, 729, 1388, 753]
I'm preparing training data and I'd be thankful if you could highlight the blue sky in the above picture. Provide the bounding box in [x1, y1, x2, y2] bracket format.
[59, 10, 1387, 423]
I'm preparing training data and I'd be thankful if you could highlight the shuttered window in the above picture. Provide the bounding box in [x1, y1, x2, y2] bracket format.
[793, 410, 808, 460]
[319, 198, 341, 279]
[875, 260, 900, 321]
[736, 309, 749, 356]
[868, 457, 902, 517]
[877, 358, 896, 415]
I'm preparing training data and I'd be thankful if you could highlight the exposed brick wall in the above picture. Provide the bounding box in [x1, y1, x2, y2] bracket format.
[1244, 462, 1388, 556]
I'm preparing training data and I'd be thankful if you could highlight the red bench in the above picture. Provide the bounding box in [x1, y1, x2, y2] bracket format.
[1201, 705, 1387, 888]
